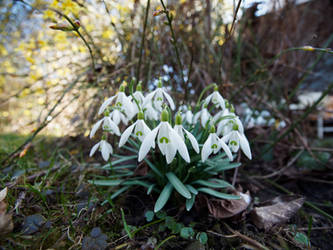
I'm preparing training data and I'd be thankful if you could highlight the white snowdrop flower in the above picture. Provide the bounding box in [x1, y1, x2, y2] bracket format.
[89, 139, 113, 161]
[203, 85, 225, 109]
[119, 111, 151, 147]
[138, 109, 190, 164]
[109, 109, 129, 125]
[173, 113, 199, 153]
[143, 79, 175, 112]
[184, 109, 193, 124]
[201, 126, 233, 162]
[193, 104, 212, 127]
[131, 82, 145, 115]
[221, 129, 252, 160]
[144, 102, 159, 121]
[98, 85, 134, 119]
[217, 115, 244, 136]
[90, 115, 121, 138]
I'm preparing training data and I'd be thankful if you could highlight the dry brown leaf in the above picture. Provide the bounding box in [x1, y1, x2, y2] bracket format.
[206, 191, 251, 219]
[251, 195, 305, 231]
[0, 187, 14, 235]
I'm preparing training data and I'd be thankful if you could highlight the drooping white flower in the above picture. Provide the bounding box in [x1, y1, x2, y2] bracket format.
[201, 126, 233, 162]
[222, 130, 251, 160]
[138, 109, 190, 164]
[184, 109, 193, 124]
[90, 115, 121, 138]
[98, 85, 134, 119]
[203, 85, 225, 109]
[131, 82, 145, 115]
[142, 79, 175, 112]
[109, 109, 129, 125]
[89, 139, 113, 161]
[174, 113, 199, 153]
[144, 102, 159, 121]
[119, 111, 151, 147]
[216, 114, 244, 136]
[193, 105, 212, 127]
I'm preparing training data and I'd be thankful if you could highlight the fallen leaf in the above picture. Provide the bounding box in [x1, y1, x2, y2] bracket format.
[206, 191, 251, 219]
[0, 187, 14, 235]
[21, 214, 46, 235]
[251, 195, 305, 231]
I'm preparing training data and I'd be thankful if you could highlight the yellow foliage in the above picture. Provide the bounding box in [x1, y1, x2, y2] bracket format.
[2, 61, 15, 74]
[23, 110, 31, 116]
[50, 0, 59, 8]
[102, 29, 114, 39]
[43, 10, 55, 20]
[37, 97, 45, 105]
[0, 45, 8, 56]
[20, 88, 31, 98]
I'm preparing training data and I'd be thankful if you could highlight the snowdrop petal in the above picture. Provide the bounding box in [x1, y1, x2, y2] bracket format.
[238, 132, 252, 160]
[101, 140, 112, 161]
[184, 129, 199, 153]
[174, 125, 184, 140]
[157, 122, 169, 155]
[112, 110, 121, 125]
[90, 118, 104, 138]
[221, 133, 231, 143]
[142, 91, 155, 107]
[203, 93, 213, 106]
[219, 139, 233, 161]
[138, 125, 159, 161]
[89, 142, 101, 157]
[201, 134, 213, 162]
[166, 140, 177, 164]
[170, 128, 190, 163]
[163, 91, 175, 110]
[98, 96, 115, 115]
[119, 122, 136, 147]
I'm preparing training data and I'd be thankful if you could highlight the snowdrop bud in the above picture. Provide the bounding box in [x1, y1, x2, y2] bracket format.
[230, 104, 235, 113]
[233, 123, 239, 131]
[213, 84, 218, 91]
[209, 125, 216, 133]
[119, 84, 125, 92]
[136, 81, 142, 92]
[175, 112, 182, 125]
[137, 111, 144, 120]
[101, 134, 106, 140]
[104, 110, 110, 117]
[157, 79, 163, 88]
[225, 100, 230, 109]
[161, 109, 169, 122]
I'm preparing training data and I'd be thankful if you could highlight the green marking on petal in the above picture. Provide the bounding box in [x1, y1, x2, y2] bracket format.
[211, 144, 218, 149]
[116, 102, 122, 107]
[159, 137, 169, 144]
[156, 97, 163, 101]
[230, 140, 238, 146]
[136, 131, 143, 136]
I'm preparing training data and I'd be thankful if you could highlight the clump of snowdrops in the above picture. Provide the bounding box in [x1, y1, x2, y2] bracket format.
[89, 78, 251, 212]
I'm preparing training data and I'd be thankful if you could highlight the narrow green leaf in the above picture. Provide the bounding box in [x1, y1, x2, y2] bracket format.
[144, 158, 163, 178]
[111, 186, 130, 199]
[89, 179, 122, 186]
[110, 155, 138, 166]
[154, 183, 173, 213]
[209, 178, 234, 188]
[186, 184, 198, 195]
[122, 180, 152, 188]
[197, 188, 240, 200]
[193, 179, 232, 189]
[214, 162, 241, 171]
[186, 195, 196, 211]
[101, 164, 136, 170]
[122, 145, 138, 153]
[166, 172, 191, 199]
[147, 184, 155, 195]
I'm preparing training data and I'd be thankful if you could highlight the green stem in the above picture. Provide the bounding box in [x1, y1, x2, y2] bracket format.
[160, 0, 186, 98]
[136, 0, 150, 82]
[195, 83, 216, 111]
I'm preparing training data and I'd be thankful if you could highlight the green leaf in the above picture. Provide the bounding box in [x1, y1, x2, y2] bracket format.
[156, 211, 167, 219]
[144, 158, 163, 178]
[197, 188, 240, 200]
[193, 179, 233, 189]
[122, 180, 152, 188]
[89, 179, 122, 186]
[196, 232, 208, 244]
[122, 145, 138, 153]
[110, 186, 130, 199]
[154, 183, 173, 212]
[121, 208, 132, 239]
[109, 155, 138, 166]
[186, 195, 196, 211]
[180, 227, 195, 239]
[209, 178, 234, 188]
[145, 210, 154, 222]
[186, 184, 198, 195]
[166, 172, 191, 199]
[147, 184, 155, 195]
[293, 232, 310, 247]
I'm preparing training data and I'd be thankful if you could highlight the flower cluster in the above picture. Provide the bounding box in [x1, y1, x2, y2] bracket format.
[89, 80, 251, 163]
